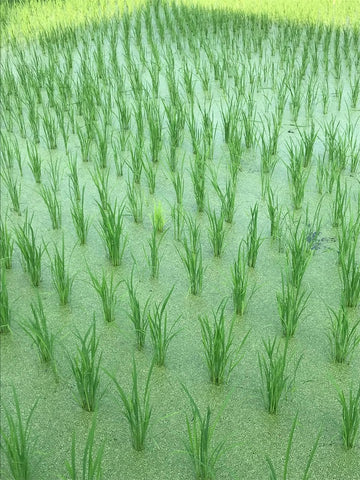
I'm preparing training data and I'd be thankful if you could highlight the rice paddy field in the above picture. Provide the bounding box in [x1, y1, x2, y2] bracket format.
[1, 0, 360, 479]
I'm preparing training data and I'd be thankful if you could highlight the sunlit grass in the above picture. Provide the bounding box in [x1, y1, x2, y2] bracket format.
[1, 0, 359, 43]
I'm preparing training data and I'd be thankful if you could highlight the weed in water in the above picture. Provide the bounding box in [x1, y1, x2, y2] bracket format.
[69, 321, 103, 412]
[107, 359, 153, 451]
[0, 387, 38, 480]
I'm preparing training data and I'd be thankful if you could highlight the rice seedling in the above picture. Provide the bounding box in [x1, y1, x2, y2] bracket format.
[350, 75, 360, 108]
[1, 168, 21, 215]
[171, 203, 185, 242]
[0, 266, 10, 333]
[287, 143, 310, 210]
[331, 178, 349, 228]
[39, 184, 62, 229]
[97, 199, 127, 266]
[145, 223, 167, 280]
[125, 268, 150, 350]
[297, 122, 317, 168]
[142, 157, 157, 195]
[206, 206, 226, 257]
[26, 141, 42, 184]
[182, 385, 227, 480]
[69, 321, 103, 412]
[170, 168, 184, 205]
[48, 236, 74, 305]
[128, 143, 143, 184]
[177, 216, 204, 295]
[15, 213, 44, 286]
[277, 273, 311, 338]
[286, 218, 312, 290]
[148, 285, 180, 366]
[190, 151, 206, 213]
[231, 241, 254, 316]
[266, 412, 320, 480]
[64, 415, 105, 480]
[107, 359, 153, 451]
[258, 337, 302, 414]
[42, 109, 58, 150]
[67, 154, 81, 202]
[21, 294, 56, 371]
[70, 186, 90, 245]
[88, 269, 120, 323]
[327, 307, 360, 364]
[77, 124, 92, 163]
[0, 387, 38, 480]
[338, 384, 360, 449]
[210, 171, 237, 224]
[245, 203, 263, 268]
[127, 179, 143, 224]
[199, 298, 249, 385]
[339, 242, 360, 308]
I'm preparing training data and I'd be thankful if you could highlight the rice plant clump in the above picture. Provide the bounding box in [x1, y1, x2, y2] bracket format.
[0, 387, 38, 480]
[338, 384, 360, 449]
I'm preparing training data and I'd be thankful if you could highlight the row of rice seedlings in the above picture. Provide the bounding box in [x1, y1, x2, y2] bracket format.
[106, 359, 153, 451]
[148, 286, 180, 367]
[177, 216, 204, 295]
[258, 338, 302, 414]
[199, 298, 249, 385]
